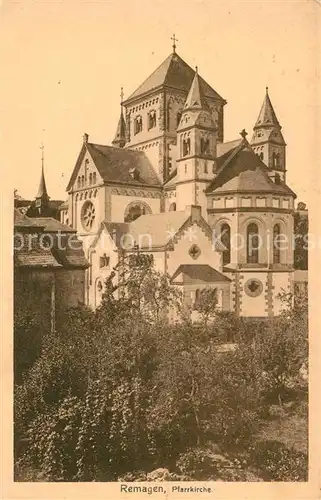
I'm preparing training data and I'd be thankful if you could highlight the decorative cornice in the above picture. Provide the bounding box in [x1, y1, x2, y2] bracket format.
[207, 207, 294, 214]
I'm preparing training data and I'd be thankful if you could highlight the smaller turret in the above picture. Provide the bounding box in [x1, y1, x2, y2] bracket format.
[112, 87, 126, 148]
[251, 87, 287, 182]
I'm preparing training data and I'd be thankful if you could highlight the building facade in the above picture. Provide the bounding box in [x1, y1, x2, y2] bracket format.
[61, 46, 297, 317]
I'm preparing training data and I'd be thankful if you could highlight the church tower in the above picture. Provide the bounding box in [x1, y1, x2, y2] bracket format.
[251, 87, 287, 182]
[175, 67, 217, 214]
[35, 145, 50, 215]
[112, 87, 126, 148]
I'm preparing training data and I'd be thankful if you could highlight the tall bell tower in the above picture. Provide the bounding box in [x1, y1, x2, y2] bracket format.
[175, 67, 217, 214]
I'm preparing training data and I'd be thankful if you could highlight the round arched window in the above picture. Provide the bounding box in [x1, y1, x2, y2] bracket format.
[81, 201, 96, 231]
[124, 202, 151, 222]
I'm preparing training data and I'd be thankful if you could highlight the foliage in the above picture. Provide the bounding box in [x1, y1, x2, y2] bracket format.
[14, 275, 52, 380]
[176, 448, 221, 480]
[293, 209, 308, 270]
[248, 440, 308, 481]
[14, 261, 309, 481]
[99, 252, 182, 323]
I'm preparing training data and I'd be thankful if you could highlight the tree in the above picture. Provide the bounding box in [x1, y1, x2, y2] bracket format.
[98, 250, 182, 323]
[293, 209, 308, 270]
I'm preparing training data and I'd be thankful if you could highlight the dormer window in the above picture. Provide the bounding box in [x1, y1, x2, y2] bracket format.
[129, 167, 139, 180]
[275, 173, 281, 184]
[134, 115, 143, 134]
[148, 110, 156, 129]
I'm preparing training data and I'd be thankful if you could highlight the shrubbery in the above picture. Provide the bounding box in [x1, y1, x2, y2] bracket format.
[14, 263, 308, 481]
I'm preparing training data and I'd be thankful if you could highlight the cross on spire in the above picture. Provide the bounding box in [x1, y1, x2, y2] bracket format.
[40, 142, 44, 167]
[240, 128, 248, 140]
[171, 33, 178, 53]
[120, 86, 124, 104]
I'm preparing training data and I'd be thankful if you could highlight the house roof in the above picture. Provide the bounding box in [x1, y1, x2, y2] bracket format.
[66, 142, 161, 191]
[32, 217, 76, 233]
[14, 209, 42, 229]
[171, 264, 231, 283]
[14, 250, 62, 268]
[125, 52, 225, 104]
[206, 146, 296, 197]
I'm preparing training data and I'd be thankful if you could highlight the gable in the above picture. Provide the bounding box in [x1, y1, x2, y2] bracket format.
[66, 146, 103, 192]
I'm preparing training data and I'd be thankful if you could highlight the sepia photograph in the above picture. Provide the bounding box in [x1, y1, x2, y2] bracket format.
[1, 0, 320, 497]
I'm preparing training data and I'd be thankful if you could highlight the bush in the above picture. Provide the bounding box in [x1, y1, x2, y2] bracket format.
[249, 440, 308, 481]
[176, 448, 222, 480]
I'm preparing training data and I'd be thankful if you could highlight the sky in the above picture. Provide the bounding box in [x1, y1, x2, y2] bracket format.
[1, 0, 320, 203]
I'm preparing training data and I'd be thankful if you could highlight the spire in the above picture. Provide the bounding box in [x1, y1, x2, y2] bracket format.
[35, 143, 50, 215]
[183, 66, 208, 111]
[254, 87, 281, 129]
[112, 87, 126, 148]
[36, 143, 49, 200]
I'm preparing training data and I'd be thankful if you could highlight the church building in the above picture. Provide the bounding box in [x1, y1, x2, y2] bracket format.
[61, 42, 297, 317]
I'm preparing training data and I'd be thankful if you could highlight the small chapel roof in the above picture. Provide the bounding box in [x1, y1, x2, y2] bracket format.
[171, 264, 231, 283]
[128, 210, 189, 249]
[124, 52, 225, 104]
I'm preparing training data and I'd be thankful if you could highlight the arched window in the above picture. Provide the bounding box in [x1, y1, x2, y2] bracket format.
[275, 153, 280, 167]
[166, 102, 171, 131]
[220, 223, 231, 265]
[273, 224, 281, 264]
[134, 115, 143, 134]
[259, 152, 264, 161]
[176, 110, 182, 127]
[92, 172, 96, 185]
[81, 175, 85, 187]
[77, 177, 81, 188]
[124, 202, 151, 222]
[169, 202, 176, 212]
[247, 223, 259, 264]
[148, 110, 157, 129]
[194, 289, 201, 310]
[89, 173, 93, 185]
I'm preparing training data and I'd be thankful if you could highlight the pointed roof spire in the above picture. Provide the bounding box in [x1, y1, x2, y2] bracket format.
[36, 143, 49, 200]
[184, 66, 208, 111]
[112, 87, 126, 148]
[254, 87, 281, 129]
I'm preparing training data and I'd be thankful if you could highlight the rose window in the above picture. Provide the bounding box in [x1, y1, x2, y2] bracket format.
[244, 279, 263, 297]
[81, 201, 95, 231]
